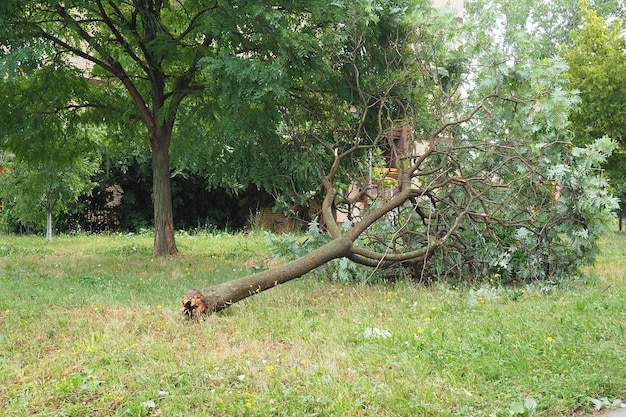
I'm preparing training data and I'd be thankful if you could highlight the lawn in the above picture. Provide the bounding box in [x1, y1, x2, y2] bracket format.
[0, 230, 624, 416]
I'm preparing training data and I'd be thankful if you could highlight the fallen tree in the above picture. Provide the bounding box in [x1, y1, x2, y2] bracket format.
[181, 0, 617, 318]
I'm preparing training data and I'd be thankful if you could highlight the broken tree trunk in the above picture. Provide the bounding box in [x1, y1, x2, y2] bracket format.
[181, 236, 353, 318]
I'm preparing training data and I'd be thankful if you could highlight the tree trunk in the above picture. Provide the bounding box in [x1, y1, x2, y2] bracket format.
[46, 209, 52, 242]
[150, 128, 178, 256]
[181, 236, 353, 318]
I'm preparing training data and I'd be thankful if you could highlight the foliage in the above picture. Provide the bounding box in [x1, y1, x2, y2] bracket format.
[559, 1, 626, 147]
[0, 153, 99, 237]
[558, 1, 626, 202]
[263, 0, 617, 284]
[465, 0, 625, 59]
[0, 64, 101, 239]
[0, 231, 625, 416]
[0, 0, 348, 255]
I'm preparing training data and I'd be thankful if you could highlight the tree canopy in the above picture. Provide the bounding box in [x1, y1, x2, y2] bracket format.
[0, 60, 101, 238]
[560, 2, 626, 147]
[556, 1, 626, 202]
[0, 0, 342, 254]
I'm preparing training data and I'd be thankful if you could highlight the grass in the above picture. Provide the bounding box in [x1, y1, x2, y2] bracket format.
[0, 230, 625, 416]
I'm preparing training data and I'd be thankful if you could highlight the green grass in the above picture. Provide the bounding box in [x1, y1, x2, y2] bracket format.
[0, 231, 624, 416]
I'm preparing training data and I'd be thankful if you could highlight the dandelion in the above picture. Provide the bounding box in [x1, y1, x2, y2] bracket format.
[145, 310, 151, 315]
[57, 349, 63, 353]
[157, 305, 162, 309]
[417, 328, 424, 334]
[546, 336, 554, 342]
[93, 306, 99, 312]
[386, 298, 392, 302]
[245, 402, 252, 408]
[425, 317, 431, 322]
[267, 365, 274, 372]
[431, 307, 437, 311]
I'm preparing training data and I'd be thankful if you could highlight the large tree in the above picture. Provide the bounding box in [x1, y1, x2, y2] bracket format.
[0, 0, 337, 255]
[181, 0, 617, 317]
[559, 2, 626, 147]
[557, 2, 626, 204]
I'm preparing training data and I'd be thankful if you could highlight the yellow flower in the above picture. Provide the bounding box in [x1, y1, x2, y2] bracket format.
[546, 336, 554, 342]
[425, 317, 431, 322]
[267, 365, 274, 371]
[245, 402, 252, 408]
[145, 310, 151, 315]
[417, 328, 424, 334]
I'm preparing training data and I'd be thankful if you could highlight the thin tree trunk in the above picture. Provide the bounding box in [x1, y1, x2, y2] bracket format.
[150, 128, 178, 256]
[46, 209, 53, 242]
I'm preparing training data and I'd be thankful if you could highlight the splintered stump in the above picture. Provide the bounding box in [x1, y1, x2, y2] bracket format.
[180, 289, 210, 318]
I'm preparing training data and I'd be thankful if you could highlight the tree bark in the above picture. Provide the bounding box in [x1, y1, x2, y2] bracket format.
[46, 209, 53, 242]
[150, 127, 178, 256]
[181, 236, 353, 318]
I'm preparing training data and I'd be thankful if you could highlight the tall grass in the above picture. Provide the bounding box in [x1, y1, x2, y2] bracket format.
[0, 231, 624, 416]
